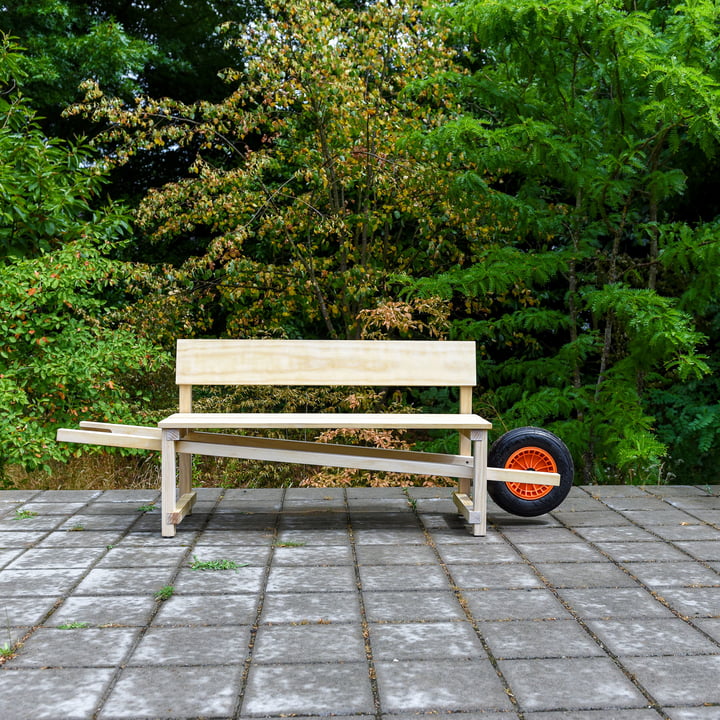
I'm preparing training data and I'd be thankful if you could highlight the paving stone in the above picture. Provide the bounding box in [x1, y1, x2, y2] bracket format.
[74, 567, 176, 595]
[49, 595, 157, 627]
[128, 625, 251, 665]
[362, 590, 466, 622]
[436, 542, 522, 563]
[15, 502, 88, 515]
[173, 564, 265, 594]
[573, 525, 658, 542]
[558, 587, 675, 619]
[666, 709, 720, 720]
[369, 620, 485, 660]
[500, 527, 583, 544]
[654, 587, 720, 618]
[620, 655, 720, 706]
[0, 530, 52, 547]
[6, 627, 138, 667]
[242, 663, 374, 716]
[593, 541, 692, 563]
[93, 490, 158, 503]
[57, 514, 137, 531]
[524, 711, 660, 720]
[96, 545, 190, 568]
[99, 664, 243, 719]
[359, 564, 450, 591]
[0, 667, 114, 720]
[187, 545, 270, 567]
[260, 591, 361, 624]
[675, 540, 720, 562]
[463, 589, 572, 621]
[693, 618, 720, 645]
[374, 658, 513, 713]
[7, 547, 106, 569]
[586, 618, 720, 656]
[352, 528, 428, 545]
[0, 597, 58, 626]
[193, 528, 273, 546]
[499, 657, 648, 712]
[279, 511, 348, 529]
[355, 543, 436, 565]
[550, 511, 636, 527]
[275, 528, 351, 546]
[271, 544, 353, 565]
[153, 593, 259, 625]
[0, 515, 64, 531]
[252, 622, 366, 663]
[0, 549, 22, 568]
[620, 508, 699, 526]
[650, 524, 720, 541]
[533, 562, 640, 588]
[36, 490, 102, 503]
[0, 568, 86, 597]
[37, 530, 124, 547]
[479, 619, 605, 659]
[447, 562, 544, 590]
[622, 561, 720, 588]
[266, 565, 357, 593]
[512, 542, 608, 563]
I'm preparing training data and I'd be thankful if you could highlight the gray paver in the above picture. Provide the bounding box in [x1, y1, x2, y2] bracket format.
[6, 627, 138, 667]
[99, 664, 244, 719]
[2, 485, 720, 720]
[479, 619, 605, 659]
[586, 618, 720, 656]
[374, 658, 513, 713]
[447, 562, 544, 589]
[558, 587, 675, 619]
[242, 663, 374, 716]
[153, 593, 258, 625]
[0, 668, 114, 720]
[463, 588, 573, 621]
[369, 621, 485, 660]
[362, 590, 466, 622]
[260, 591, 361, 623]
[499, 657, 648, 712]
[621, 655, 720, 706]
[359, 563, 450, 590]
[622, 561, 720, 588]
[252, 622, 366, 663]
[128, 625, 251, 665]
[49, 595, 157, 627]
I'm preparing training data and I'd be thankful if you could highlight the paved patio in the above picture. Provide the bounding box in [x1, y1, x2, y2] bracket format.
[0, 484, 719, 720]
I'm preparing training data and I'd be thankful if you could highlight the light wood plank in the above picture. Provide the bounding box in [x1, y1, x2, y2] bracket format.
[175, 339, 477, 386]
[176, 433, 475, 478]
[161, 429, 180, 537]
[159, 412, 492, 430]
[78, 421, 161, 438]
[487, 466, 560, 486]
[169, 492, 197, 525]
[56, 428, 161, 451]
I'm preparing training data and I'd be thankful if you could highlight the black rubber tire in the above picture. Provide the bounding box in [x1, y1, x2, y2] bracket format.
[487, 426, 574, 517]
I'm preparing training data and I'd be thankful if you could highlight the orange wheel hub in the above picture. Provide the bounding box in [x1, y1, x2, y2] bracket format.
[505, 446, 557, 500]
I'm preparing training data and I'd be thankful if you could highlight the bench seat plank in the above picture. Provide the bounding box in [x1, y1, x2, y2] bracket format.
[159, 412, 492, 430]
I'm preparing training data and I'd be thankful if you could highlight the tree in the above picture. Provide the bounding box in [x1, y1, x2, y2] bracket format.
[69, 0, 471, 344]
[405, 0, 720, 482]
[0, 36, 166, 481]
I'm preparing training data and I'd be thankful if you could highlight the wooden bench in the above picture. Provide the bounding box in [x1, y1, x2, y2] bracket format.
[57, 339, 561, 537]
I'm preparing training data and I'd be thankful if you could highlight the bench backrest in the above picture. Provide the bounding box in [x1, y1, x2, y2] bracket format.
[176, 339, 476, 387]
[175, 339, 477, 455]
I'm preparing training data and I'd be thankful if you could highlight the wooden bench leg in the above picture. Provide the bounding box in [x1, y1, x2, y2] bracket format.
[470, 429, 488, 536]
[161, 429, 180, 537]
[179, 449, 192, 501]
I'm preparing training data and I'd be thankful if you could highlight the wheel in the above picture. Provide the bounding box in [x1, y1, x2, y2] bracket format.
[487, 426, 574, 516]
